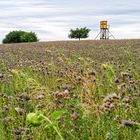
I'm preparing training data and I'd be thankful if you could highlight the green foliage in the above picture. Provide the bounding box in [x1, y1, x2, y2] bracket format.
[27, 111, 64, 140]
[26, 112, 43, 127]
[68, 27, 90, 40]
[102, 63, 115, 82]
[3, 30, 38, 44]
[11, 69, 29, 93]
[50, 110, 64, 121]
[21, 32, 38, 42]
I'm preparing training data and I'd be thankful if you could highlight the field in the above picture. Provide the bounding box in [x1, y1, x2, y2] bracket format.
[0, 40, 140, 140]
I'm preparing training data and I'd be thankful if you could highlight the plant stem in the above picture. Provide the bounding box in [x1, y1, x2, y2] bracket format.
[40, 114, 64, 140]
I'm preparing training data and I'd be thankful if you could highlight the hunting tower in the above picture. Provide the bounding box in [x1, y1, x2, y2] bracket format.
[95, 21, 115, 40]
[100, 21, 109, 40]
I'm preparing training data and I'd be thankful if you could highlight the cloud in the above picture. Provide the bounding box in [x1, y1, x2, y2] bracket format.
[0, 0, 140, 43]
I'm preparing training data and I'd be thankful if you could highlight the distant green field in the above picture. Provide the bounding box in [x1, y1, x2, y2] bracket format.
[0, 40, 140, 140]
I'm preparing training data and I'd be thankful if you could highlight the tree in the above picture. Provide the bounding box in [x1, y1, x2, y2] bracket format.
[3, 30, 38, 44]
[20, 32, 38, 43]
[68, 27, 90, 41]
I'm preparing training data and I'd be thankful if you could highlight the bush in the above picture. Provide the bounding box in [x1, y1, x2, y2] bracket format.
[3, 31, 38, 44]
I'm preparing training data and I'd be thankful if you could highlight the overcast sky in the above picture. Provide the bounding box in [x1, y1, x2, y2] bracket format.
[0, 0, 140, 42]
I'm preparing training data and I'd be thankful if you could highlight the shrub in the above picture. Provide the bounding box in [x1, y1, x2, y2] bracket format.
[3, 30, 38, 44]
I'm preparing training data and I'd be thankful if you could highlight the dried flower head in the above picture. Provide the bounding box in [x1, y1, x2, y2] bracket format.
[120, 120, 139, 128]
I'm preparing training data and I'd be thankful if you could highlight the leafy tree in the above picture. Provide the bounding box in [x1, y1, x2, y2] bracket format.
[3, 30, 38, 44]
[21, 32, 38, 42]
[68, 27, 90, 41]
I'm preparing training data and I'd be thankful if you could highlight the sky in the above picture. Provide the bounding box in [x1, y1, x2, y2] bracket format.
[0, 0, 140, 42]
